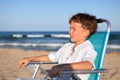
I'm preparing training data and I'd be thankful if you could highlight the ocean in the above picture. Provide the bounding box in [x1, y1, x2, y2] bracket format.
[0, 31, 120, 52]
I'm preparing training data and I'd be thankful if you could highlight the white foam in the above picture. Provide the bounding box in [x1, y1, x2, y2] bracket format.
[13, 34, 23, 38]
[27, 34, 44, 38]
[0, 42, 64, 47]
[51, 34, 70, 38]
[107, 44, 120, 49]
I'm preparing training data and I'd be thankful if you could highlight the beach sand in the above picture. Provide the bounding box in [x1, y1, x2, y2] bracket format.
[0, 48, 120, 80]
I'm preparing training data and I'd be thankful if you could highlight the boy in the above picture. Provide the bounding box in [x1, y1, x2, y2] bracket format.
[19, 13, 98, 80]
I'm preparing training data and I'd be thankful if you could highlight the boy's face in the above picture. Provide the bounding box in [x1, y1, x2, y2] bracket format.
[69, 21, 89, 43]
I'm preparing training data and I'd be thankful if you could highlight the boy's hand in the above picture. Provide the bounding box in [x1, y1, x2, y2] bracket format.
[49, 64, 64, 78]
[19, 58, 30, 68]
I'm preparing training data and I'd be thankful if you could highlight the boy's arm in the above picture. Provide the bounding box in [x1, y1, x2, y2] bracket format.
[19, 55, 51, 68]
[68, 61, 93, 70]
[49, 61, 93, 77]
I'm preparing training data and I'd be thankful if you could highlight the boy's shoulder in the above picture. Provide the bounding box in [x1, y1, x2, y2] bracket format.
[63, 42, 74, 47]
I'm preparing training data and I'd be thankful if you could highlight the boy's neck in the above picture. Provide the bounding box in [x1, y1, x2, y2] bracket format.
[74, 39, 87, 50]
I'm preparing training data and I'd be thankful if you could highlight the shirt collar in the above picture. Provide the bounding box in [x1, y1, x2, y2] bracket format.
[72, 40, 89, 52]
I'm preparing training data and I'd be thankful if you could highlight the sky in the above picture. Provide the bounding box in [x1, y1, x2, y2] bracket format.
[0, 0, 120, 31]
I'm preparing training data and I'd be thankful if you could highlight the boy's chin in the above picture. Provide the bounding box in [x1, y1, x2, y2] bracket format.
[69, 39, 75, 43]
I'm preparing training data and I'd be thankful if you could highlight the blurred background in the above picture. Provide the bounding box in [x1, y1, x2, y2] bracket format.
[0, 0, 120, 52]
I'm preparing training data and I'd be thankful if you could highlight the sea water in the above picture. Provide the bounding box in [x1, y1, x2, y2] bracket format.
[0, 31, 120, 52]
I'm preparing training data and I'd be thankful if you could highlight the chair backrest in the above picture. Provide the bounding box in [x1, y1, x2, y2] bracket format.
[88, 19, 111, 80]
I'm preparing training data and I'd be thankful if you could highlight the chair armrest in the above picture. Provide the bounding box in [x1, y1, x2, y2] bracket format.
[28, 62, 107, 79]
[28, 62, 57, 78]
[61, 69, 108, 74]
[29, 62, 57, 65]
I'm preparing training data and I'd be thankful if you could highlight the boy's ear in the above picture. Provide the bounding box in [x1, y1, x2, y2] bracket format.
[84, 29, 90, 37]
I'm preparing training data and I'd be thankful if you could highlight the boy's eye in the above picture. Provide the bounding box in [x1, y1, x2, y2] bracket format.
[73, 28, 76, 31]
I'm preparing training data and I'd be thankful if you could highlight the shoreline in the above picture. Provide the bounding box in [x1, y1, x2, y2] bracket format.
[0, 48, 120, 80]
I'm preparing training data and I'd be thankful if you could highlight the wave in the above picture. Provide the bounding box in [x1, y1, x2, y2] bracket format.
[1, 34, 70, 39]
[12, 34, 45, 38]
[107, 44, 120, 52]
[107, 44, 120, 49]
[26, 34, 44, 38]
[51, 34, 70, 38]
[12, 34, 23, 38]
[0, 42, 64, 48]
[0, 42, 120, 49]
[0, 42, 120, 52]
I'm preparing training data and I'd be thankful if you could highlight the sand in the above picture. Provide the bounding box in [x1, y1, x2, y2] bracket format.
[0, 48, 120, 80]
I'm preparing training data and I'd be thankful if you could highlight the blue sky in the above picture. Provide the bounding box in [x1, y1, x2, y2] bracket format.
[0, 0, 120, 31]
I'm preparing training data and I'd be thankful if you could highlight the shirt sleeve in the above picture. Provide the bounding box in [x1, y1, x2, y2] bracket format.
[48, 51, 61, 62]
[82, 48, 97, 69]
[48, 43, 70, 62]
[48, 44, 65, 62]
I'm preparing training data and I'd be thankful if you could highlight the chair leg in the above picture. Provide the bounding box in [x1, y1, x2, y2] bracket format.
[32, 65, 40, 78]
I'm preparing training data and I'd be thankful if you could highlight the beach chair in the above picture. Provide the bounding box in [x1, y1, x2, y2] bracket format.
[16, 18, 111, 80]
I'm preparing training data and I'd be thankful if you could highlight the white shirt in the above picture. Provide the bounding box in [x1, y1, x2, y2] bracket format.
[48, 40, 97, 80]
